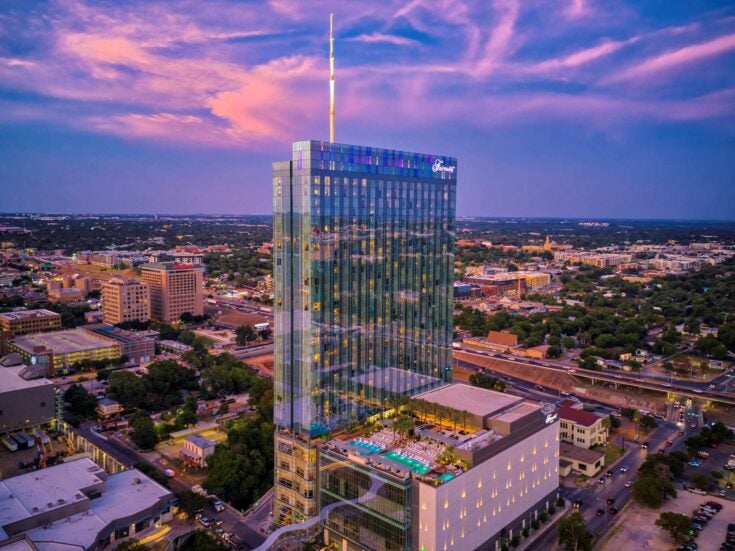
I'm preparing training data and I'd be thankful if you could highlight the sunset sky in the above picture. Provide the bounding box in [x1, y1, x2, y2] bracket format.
[1, 0, 734, 218]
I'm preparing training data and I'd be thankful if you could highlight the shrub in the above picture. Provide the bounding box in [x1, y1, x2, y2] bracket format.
[531, 519, 540, 530]
[522, 528, 529, 538]
[539, 512, 549, 523]
[510, 535, 520, 548]
[548, 505, 556, 515]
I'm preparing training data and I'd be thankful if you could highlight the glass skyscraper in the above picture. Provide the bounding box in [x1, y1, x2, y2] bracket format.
[273, 140, 456, 525]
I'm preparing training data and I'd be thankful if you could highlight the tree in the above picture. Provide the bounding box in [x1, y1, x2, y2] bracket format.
[691, 473, 709, 490]
[235, 324, 258, 346]
[130, 411, 158, 450]
[655, 512, 692, 544]
[558, 512, 594, 551]
[64, 384, 98, 417]
[114, 540, 149, 551]
[392, 414, 414, 444]
[177, 490, 208, 519]
[180, 530, 228, 551]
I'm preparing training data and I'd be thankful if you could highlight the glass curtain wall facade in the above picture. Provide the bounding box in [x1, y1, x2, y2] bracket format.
[273, 140, 457, 524]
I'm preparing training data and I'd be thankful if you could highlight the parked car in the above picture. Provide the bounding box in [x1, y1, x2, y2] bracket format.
[619, 465, 629, 473]
[596, 508, 605, 516]
[213, 500, 225, 512]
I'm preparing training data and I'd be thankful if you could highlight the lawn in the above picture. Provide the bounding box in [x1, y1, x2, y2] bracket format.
[592, 442, 625, 466]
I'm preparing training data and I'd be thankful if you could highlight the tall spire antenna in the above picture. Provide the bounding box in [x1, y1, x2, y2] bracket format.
[329, 13, 335, 143]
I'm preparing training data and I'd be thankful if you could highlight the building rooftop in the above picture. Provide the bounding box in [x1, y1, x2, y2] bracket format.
[12, 329, 119, 355]
[184, 434, 216, 449]
[0, 459, 106, 529]
[141, 262, 202, 271]
[0, 459, 172, 551]
[0, 310, 59, 322]
[492, 401, 541, 424]
[350, 366, 442, 395]
[414, 383, 523, 419]
[559, 441, 605, 464]
[558, 406, 603, 427]
[84, 324, 154, 345]
[0, 367, 53, 393]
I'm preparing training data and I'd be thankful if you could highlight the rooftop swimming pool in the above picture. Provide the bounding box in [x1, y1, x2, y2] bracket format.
[439, 472, 455, 482]
[349, 440, 383, 455]
[382, 450, 431, 475]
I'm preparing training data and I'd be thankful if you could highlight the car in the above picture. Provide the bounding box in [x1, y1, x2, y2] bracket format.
[658, 449, 666, 455]
[573, 499, 583, 509]
[608, 506, 619, 515]
[606, 470, 614, 477]
[213, 500, 225, 512]
[598, 477, 606, 485]
[606, 497, 615, 506]
[697, 451, 710, 459]
[641, 441, 649, 449]
[666, 440, 673, 447]
[596, 508, 605, 516]
[712, 442, 720, 448]
[619, 465, 629, 473]
[625, 480, 634, 488]
[692, 522, 705, 531]
[198, 516, 210, 528]
[720, 489, 728, 497]
[705, 501, 722, 510]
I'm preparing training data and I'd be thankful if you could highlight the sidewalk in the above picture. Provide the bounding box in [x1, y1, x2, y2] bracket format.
[516, 502, 569, 551]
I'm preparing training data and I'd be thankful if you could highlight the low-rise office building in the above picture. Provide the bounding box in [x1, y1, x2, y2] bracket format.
[0, 310, 61, 337]
[558, 441, 605, 476]
[9, 329, 122, 376]
[558, 404, 608, 448]
[0, 458, 176, 549]
[319, 384, 560, 551]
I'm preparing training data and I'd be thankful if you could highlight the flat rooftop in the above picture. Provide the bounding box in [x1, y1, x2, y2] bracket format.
[0, 459, 106, 529]
[414, 383, 523, 418]
[141, 262, 202, 271]
[0, 459, 172, 550]
[493, 402, 541, 424]
[0, 310, 59, 322]
[12, 329, 118, 354]
[0, 368, 53, 393]
[351, 366, 442, 395]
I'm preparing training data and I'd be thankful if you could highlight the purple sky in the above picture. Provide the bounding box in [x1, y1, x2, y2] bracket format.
[0, 0, 734, 219]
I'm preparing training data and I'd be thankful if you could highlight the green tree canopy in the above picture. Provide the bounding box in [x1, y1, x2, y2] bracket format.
[558, 512, 594, 551]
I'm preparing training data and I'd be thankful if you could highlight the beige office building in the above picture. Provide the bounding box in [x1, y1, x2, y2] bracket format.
[101, 276, 151, 325]
[140, 263, 203, 323]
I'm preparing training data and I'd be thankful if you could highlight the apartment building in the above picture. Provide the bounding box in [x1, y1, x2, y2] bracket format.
[140, 263, 203, 323]
[101, 276, 151, 325]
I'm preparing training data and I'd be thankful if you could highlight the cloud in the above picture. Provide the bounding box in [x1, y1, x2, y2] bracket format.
[606, 32, 735, 83]
[0, 0, 733, 149]
[349, 33, 417, 46]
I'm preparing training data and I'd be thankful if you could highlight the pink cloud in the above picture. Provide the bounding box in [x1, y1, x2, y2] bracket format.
[606, 32, 735, 83]
[349, 33, 417, 46]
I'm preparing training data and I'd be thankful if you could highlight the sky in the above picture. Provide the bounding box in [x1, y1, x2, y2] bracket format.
[0, 0, 734, 219]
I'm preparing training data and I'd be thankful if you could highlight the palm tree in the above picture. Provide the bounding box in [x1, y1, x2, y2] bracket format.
[392, 414, 415, 445]
[460, 410, 470, 433]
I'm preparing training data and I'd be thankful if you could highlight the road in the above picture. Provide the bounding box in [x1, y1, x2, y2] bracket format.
[455, 346, 735, 406]
[527, 407, 702, 551]
[78, 422, 267, 548]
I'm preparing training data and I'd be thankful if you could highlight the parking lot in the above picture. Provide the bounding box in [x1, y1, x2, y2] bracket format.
[602, 490, 735, 551]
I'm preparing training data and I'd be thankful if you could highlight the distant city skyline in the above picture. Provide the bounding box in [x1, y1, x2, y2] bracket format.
[1, 1, 734, 219]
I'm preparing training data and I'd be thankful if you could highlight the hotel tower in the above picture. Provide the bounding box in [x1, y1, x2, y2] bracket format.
[272, 141, 457, 524]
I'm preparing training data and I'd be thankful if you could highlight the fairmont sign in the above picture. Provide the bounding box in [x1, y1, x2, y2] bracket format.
[432, 159, 456, 174]
[545, 413, 558, 424]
